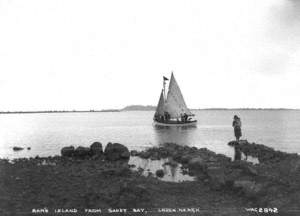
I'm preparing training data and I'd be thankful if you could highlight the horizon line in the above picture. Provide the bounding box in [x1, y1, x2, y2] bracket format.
[1, 107, 299, 114]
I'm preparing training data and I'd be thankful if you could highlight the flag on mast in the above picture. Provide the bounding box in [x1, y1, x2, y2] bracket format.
[163, 76, 169, 81]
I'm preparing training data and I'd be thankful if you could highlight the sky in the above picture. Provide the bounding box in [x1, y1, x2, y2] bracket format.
[0, 0, 300, 111]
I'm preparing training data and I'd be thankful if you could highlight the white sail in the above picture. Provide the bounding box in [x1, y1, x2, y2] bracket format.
[165, 73, 192, 118]
[154, 90, 165, 117]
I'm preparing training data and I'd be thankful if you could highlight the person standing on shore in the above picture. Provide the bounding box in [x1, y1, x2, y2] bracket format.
[232, 115, 242, 142]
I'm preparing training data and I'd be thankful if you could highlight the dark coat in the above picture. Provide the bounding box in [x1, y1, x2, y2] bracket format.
[233, 119, 242, 138]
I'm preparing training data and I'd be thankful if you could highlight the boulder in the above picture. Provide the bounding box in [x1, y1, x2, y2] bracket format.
[156, 169, 164, 178]
[61, 146, 75, 157]
[121, 151, 130, 159]
[130, 150, 139, 156]
[230, 160, 258, 176]
[139, 151, 151, 159]
[159, 149, 169, 158]
[188, 157, 207, 172]
[150, 152, 160, 160]
[90, 142, 103, 156]
[104, 143, 130, 161]
[179, 154, 193, 164]
[13, 146, 24, 151]
[74, 146, 91, 158]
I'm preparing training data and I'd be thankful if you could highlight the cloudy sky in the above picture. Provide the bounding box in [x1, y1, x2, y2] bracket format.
[0, 0, 299, 111]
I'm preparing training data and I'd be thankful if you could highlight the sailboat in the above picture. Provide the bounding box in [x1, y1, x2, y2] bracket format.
[153, 72, 197, 126]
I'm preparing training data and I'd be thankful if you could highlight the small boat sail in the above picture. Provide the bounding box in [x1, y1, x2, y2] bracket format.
[153, 72, 197, 126]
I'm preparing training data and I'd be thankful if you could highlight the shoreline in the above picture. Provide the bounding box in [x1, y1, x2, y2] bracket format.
[1, 140, 300, 215]
[1, 108, 299, 115]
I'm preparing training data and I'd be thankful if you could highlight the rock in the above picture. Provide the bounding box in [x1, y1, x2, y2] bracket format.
[238, 140, 249, 145]
[115, 164, 131, 176]
[207, 157, 218, 162]
[228, 140, 290, 164]
[216, 154, 231, 163]
[74, 146, 91, 158]
[206, 166, 226, 190]
[179, 155, 193, 164]
[90, 142, 103, 156]
[191, 147, 198, 151]
[13, 146, 24, 151]
[233, 180, 265, 198]
[27, 147, 31, 150]
[137, 167, 144, 174]
[188, 157, 207, 172]
[130, 150, 139, 156]
[163, 160, 178, 167]
[228, 141, 239, 147]
[159, 149, 169, 158]
[188, 170, 195, 176]
[225, 169, 244, 185]
[156, 169, 164, 178]
[291, 158, 300, 173]
[61, 146, 75, 157]
[139, 151, 151, 159]
[121, 151, 130, 159]
[104, 143, 130, 161]
[228, 140, 248, 147]
[150, 152, 159, 160]
[230, 160, 258, 176]
[181, 168, 189, 175]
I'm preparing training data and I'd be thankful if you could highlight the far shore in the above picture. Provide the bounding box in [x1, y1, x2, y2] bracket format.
[1, 107, 299, 114]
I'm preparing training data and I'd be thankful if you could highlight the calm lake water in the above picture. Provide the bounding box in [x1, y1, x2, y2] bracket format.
[1, 110, 300, 159]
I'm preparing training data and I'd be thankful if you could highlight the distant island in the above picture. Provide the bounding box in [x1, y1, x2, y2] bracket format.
[121, 105, 156, 111]
[192, 108, 298, 110]
[0, 106, 298, 114]
[0, 109, 120, 114]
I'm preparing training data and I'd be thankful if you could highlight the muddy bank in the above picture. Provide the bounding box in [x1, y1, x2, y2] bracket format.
[0, 141, 299, 215]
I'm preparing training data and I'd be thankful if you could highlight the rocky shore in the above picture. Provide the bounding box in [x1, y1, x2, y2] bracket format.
[0, 141, 299, 215]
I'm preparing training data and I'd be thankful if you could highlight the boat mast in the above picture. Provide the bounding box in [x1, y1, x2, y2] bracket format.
[163, 76, 168, 101]
[162, 72, 172, 101]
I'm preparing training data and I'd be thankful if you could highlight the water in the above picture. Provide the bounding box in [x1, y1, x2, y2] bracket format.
[1, 110, 300, 159]
[129, 157, 195, 182]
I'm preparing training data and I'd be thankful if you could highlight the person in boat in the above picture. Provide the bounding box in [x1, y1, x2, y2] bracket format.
[184, 113, 188, 122]
[180, 113, 184, 122]
[232, 115, 242, 141]
[164, 111, 170, 122]
[180, 113, 188, 122]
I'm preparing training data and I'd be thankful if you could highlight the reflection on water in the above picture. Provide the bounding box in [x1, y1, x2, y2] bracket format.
[153, 125, 198, 147]
[232, 146, 259, 164]
[243, 154, 259, 164]
[129, 156, 195, 182]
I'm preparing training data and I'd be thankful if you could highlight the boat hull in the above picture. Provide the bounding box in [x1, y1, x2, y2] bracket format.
[153, 120, 197, 127]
